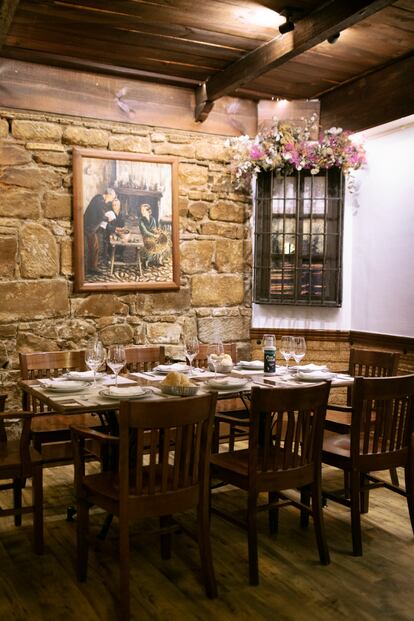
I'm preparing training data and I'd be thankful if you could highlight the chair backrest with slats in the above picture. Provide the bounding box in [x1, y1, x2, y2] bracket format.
[351, 374, 414, 470]
[124, 346, 165, 372]
[248, 383, 330, 487]
[347, 348, 400, 406]
[119, 393, 217, 517]
[0, 411, 37, 478]
[194, 343, 237, 368]
[19, 350, 86, 411]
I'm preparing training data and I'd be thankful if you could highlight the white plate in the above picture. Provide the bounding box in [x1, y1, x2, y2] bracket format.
[238, 360, 264, 370]
[46, 381, 89, 392]
[206, 378, 248, 391]
[64, 371, 105, 382]
[99, 387, 151, 400]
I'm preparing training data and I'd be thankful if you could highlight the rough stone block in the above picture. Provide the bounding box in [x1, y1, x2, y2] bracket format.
[187, 201, 210, 220]
[43, 192, 72, 218]
[20, 223, 59, 278]
[12, 120, 62, 142]
[0, 143, 31, 166]
[0, 119, 9, 138]
[0, 235, 17, 277]
[200, 221, 244, 239]
[0, 189, 41, 218]
[99, 323, 134, 346]
[154, 143, 195, 158]
[210, 201, 246, 223]
[0, 280, 69, 321]
[179, 163, 208, 187]
[34, 151, 70, 166]
[0, 167, 62, 190]
[108, 135, 151, 152]
[63, 126, 109, 147]
[60, 239, 72, 275]
[195, 141, 227, 161]
[215, 239, 244, 272]
[198, 315, 250, 343]
[150, 288, 191, 312]
[75, 294, 129, 318]
[191, 274, 244, 306]
[146, 322, 182, 344]
[180, 240, 214, 274]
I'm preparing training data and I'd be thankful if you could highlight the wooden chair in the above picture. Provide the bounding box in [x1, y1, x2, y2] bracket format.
[71, 393, 218, 621]
[210, 382, 331, 585]
[322, 374, 414, 556]
[19, 350, 103, 466]
[124, 345, 165, 372]
[0, 410, 43, 554]
[193, 343, 250, 451]
[325, 348, 400, 433]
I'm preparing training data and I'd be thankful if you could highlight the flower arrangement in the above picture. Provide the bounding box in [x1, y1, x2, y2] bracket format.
[226, 115, 366, 191]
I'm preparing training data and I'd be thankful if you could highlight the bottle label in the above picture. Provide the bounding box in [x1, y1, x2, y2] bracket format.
[264, 348, 276, 374]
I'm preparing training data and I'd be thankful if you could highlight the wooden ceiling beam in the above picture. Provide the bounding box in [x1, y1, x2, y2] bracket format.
[0, 0, 20, 50]
[195, 0, 396, 122]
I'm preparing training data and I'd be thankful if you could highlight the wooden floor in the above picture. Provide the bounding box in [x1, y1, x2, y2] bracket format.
[0, 462, 413, 621]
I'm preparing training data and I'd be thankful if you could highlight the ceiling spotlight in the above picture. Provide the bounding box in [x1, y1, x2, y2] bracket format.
[279, 16, 295, 35]
[327, 32, 340, 44]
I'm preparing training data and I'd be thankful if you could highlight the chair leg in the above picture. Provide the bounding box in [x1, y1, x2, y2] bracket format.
[197, 493, 217, 598]
[76, 500, 90, 582]
[311, 480, 330, 565]
[350, 470, 363, 556]
[300, 486, 311, 528]
[119, 516, 130, 621]
[360, 473, 369, 514]
[32, 467, 43, 555]
[390, 467, 400, 487]
[405, 464, 414, 533]
[268, 491, 279, 534]
[160, 515, 172, 560]
[247, 491, 259, 586]
[13, 479, 23, 527]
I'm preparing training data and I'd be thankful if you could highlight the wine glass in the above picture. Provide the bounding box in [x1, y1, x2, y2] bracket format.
[207, 342, 224, 377]
[184, 336, 199, 377]
[279, 336, 294, 372]
[107, 344, 126, 387]
[292, 337, 306, 366]
[85, 338, 106, 387]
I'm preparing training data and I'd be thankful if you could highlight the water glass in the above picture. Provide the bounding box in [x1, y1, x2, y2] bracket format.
[184, 336, 200, 376]
[279, 336, 294, 371]
[85, 338, 106, 387]
[292, 337, 306, 365]
[207, 342, 224, 377]
[107, 344, 126, 386]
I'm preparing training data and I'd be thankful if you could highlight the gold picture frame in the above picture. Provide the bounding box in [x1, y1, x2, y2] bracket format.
[73, 148, 179, 292]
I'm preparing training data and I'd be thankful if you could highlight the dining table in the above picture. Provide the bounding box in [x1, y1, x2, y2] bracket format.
[19, 362, 353, 421]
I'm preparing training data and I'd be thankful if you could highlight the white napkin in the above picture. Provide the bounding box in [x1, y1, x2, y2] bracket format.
[106, 386, 145, 397]
[154, 363, 190, 373]
[102, 375, 134, 386]
[296, 371, 335, 381]
[239, 360, 264, 369]
[65, 371, 102, 381]
[292, 364, 328, 372]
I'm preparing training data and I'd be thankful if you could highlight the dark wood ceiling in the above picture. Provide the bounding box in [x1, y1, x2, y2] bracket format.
[0, 0, 413, 124]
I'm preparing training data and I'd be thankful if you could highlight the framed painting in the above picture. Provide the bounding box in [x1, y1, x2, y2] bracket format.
[72, 148, 180, 292]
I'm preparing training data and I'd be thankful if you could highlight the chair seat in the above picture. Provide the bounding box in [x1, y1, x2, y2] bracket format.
[210, 449, 249, 476]
[0, 439, 42, 470]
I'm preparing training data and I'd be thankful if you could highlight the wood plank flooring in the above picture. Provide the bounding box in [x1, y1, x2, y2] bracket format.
[0, 463, 413, 621]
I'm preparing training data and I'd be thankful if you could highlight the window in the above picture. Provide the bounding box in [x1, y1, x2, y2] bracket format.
[253, 169, 344, 306]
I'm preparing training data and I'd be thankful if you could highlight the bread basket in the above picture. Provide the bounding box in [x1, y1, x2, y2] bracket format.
[160, 384, 199, 397]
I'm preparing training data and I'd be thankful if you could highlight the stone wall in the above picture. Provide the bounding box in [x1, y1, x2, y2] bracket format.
[0, 109, 252, 407]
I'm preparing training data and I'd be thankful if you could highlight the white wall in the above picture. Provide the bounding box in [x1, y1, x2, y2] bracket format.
[252, 115, 414, 337]
[350, 116, 414, 337]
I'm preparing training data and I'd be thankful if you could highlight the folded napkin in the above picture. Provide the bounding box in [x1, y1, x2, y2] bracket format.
[107, 386, 145, 397]
[296, 371, 335, 381]
[292, 364, 328, 372]
[65, 371, 102, 381]
[155, 363, 190, 373]
[239, 360, 264, 369]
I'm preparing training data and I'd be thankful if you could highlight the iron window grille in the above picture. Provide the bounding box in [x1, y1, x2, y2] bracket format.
[254, 169, 344, 306]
